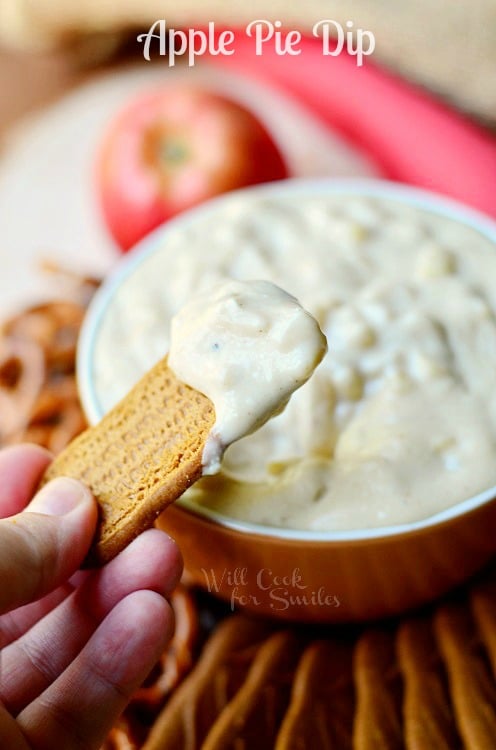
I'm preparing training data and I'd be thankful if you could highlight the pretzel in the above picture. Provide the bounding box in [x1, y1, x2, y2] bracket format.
[0, 271, 96, 454]
[0, 337, 45, 443]
[102, 716, 141, 750]
[5, 301, 86, 374]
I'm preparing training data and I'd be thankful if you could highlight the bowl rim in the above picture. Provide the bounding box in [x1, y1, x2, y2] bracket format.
[78, 176, 496, 543]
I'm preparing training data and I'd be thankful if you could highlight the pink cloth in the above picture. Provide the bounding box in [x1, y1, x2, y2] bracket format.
[210, 34, 496, 218]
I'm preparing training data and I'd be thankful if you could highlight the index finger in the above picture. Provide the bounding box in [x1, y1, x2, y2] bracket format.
[0, 444, 52, 518]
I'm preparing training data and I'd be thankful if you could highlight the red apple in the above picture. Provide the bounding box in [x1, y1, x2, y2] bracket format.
[97, 86, 288, 251]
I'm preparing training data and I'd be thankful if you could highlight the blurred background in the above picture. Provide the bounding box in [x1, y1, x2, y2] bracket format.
[0, 1, 495, 316]
[1, 0, 495, 127]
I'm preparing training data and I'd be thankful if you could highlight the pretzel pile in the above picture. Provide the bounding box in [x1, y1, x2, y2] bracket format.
[0, 291, 96, 452]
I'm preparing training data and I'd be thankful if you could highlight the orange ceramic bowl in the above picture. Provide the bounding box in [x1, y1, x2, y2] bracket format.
[155, 495, 496, 623]
[78, 179, 496, 623]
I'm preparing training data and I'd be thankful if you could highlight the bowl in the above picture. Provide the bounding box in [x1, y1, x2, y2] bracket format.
[78, 178, 496, 623]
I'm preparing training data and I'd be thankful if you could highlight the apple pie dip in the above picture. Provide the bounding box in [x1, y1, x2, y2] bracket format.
[168, 278, 327, 475]
[91, 187, 496, 531]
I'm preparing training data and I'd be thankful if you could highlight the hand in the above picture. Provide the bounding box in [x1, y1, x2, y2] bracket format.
[0, 444, 182, 750]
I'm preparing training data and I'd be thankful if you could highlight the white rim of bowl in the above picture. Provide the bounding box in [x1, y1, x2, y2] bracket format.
[78, 176, 496, 543]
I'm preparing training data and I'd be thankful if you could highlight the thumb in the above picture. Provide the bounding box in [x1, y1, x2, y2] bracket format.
[0, 478, 97, 615]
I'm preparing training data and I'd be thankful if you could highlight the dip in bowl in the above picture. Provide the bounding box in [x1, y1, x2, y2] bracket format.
[79, 179, 496, 622]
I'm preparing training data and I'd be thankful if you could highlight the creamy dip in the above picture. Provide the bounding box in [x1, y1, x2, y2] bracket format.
[92, 189, 496, 530]
[168, 279, 327, 474]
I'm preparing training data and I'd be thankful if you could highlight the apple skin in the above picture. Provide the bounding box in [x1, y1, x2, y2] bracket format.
[97, 87, 289, 251]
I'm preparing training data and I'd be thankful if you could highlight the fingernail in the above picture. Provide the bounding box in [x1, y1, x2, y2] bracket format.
[28, 477, 89, 516]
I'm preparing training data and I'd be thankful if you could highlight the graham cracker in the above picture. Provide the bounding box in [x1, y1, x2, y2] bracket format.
[42, 356, 215, 566]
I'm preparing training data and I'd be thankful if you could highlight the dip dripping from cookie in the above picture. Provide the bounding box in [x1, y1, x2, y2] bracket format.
[168, 279, 327, 474]
[43, 279, 326, 565]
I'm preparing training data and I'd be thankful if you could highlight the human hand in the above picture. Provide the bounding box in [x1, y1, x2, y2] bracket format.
[0, 444, 182, 750]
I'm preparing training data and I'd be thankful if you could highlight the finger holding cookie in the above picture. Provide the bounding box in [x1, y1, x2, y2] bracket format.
[0, 444, 182, 750]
